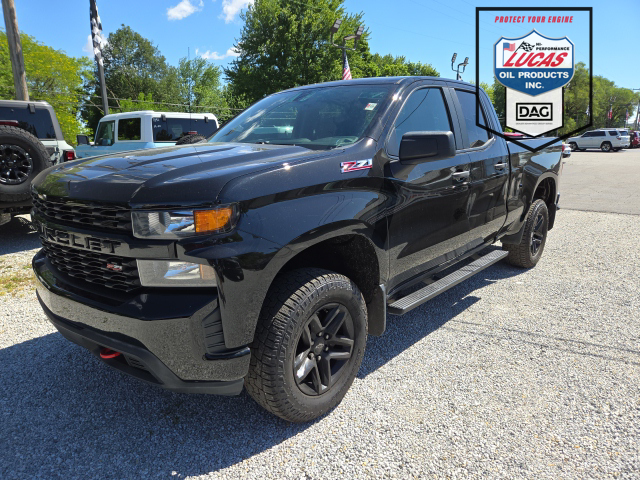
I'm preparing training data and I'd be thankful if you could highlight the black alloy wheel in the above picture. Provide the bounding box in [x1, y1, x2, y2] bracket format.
[530, 212, 545, 256]
[293, 303, 355, 396]
[0, 144, 33, 185]
[246, 268, 367, 423]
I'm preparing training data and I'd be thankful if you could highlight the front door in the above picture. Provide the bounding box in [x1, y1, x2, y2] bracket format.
[386, 85, 475, 289]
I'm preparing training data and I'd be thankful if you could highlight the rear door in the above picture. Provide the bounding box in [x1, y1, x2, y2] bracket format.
[386, 83, 475, 288]
[449, 88, 510, 243]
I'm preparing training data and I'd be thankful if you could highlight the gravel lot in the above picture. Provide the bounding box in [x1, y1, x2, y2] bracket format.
[1, 151, 639, 478]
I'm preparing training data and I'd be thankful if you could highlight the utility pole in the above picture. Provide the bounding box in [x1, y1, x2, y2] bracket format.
[1, 0, 29, 100]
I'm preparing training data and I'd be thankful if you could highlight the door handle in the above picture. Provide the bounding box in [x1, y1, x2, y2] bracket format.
[452, 170, 470, 182]
[494, 162, 508, 170]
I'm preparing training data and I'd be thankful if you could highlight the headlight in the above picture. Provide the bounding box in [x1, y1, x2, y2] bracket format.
[137, 260, 216, 287]
[132, 205, 237, 239]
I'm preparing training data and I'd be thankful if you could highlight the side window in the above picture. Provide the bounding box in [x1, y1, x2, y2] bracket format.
[387, 88, 452, 157]
[594, 131, 606, 137]
[153, 118, 191, 141]
[0, 106, 56, 139]
[191, 117, 218, 137]
[582, 132, 592, 137]
[456, 90, 491, 148]
[607, 131, 617, 136]
[94, 120, 115, 146]
[117, 118, 141, 141]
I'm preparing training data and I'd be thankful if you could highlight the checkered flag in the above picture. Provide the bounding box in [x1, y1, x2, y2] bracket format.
[90, 0, 105, 66]
[518, 41, 535, 52]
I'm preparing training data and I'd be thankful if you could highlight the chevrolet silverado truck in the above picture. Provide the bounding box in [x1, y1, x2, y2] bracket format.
[31, 77, 562, 422]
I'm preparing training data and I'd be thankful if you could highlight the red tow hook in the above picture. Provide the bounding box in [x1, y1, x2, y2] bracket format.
[100, 347, 121, 359]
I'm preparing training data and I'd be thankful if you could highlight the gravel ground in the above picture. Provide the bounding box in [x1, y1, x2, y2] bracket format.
[1, 209, 639, 479]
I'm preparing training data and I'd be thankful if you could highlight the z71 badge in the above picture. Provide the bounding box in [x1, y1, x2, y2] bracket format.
[340, 159, 372, 173]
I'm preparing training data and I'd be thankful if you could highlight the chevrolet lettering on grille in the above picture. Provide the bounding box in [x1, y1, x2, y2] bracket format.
[39, 224, 122, 254]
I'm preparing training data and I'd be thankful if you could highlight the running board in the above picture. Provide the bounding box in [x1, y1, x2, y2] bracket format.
[387, 250, 508, 315]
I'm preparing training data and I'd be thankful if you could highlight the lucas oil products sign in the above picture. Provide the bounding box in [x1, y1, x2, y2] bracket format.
[495, 29, 574, 136]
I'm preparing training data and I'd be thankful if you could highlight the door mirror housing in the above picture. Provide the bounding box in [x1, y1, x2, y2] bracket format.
[399, 131, 456, 164]
[76, 134, 90, 145]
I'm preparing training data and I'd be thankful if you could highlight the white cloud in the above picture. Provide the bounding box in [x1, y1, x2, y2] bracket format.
[220, 0, 254, 23]
[167, 0, 203, 21]
[83, 34, 93, 55]
[196, 47, 240, 60]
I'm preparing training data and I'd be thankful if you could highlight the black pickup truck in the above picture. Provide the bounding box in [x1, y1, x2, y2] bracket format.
[31, 77, 562, 422]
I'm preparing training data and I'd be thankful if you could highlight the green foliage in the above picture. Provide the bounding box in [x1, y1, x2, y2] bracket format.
[82, 25, 183, 130]
[225, 0, 439, 104]
[0, 30, 93, 144]
[118, 92, 156, 112]
[177, 57, 231, 121]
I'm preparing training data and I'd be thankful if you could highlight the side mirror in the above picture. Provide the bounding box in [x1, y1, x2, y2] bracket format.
[399, 131, 456, 164]
[77, 134, 89, 145]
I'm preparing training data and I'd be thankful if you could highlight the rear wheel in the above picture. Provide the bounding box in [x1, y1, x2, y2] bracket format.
[246, 268, 367, 423]
[600, 142, 612, 152]
[0, 126, 52, 202]
[569, 142, 579, 151]
[502, 199, 549, 268]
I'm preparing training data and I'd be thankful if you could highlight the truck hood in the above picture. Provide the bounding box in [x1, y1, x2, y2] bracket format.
[33, 142, 333, 208]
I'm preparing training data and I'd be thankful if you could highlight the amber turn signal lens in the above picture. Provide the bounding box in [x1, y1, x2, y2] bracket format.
[194, 207, 233, 233]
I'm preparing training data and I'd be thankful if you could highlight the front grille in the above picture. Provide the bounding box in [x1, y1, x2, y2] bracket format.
[32, 193, 132, 233]
[41, 240, 141, 292]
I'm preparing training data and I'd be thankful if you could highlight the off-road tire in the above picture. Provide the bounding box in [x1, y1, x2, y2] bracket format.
[502, 199, 549, 268]
[246, 268, 368, 423]
[0, 126, 52, 202]
[600, 141, 612, 152]
[175, 134, 207, 145]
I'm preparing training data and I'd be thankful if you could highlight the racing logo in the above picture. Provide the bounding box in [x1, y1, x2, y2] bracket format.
[495, 29, 574, 96]
[340, 159, 372, 173]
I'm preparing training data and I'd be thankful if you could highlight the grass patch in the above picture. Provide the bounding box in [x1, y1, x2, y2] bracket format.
[0, 269, 36, 295]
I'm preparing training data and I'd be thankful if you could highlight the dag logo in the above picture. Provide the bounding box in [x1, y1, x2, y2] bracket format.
[495, 29, 574, 96]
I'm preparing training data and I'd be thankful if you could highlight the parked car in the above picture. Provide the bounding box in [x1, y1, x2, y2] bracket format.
[630, 131, 640, 148]
[1, 100, 75, 225]
[31, 77, 563, 422]
[567, 129, 630, 152]
[562, 143, 571, 158]
[76, 111, 219, 158]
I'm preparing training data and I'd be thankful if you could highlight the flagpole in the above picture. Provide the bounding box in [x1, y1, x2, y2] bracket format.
[90, 0, 108, 116]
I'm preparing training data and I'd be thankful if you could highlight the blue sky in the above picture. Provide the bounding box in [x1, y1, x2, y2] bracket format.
[2, 0, 638, 90]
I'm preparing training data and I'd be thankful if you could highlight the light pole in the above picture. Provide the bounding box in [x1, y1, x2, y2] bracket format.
[329, 19, 364, 80]
[451, 53, 469, 81]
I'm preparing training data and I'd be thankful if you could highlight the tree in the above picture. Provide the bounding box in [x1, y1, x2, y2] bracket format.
[177, 57, 231, 121]
[82, 25, 181, 131]
[0, 31, 93, 144]
[226, 0, 439, 104]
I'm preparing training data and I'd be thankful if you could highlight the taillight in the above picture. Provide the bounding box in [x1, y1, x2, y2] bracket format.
[63, 150, 76, 161]
[617, 136, 621, 140]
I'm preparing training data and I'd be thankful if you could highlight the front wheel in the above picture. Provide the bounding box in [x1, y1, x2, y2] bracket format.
[601, 142, 612, 152]
[246, 268, 367, 423]
[502, 199, 549, 268]
[569, 142, 579, 151]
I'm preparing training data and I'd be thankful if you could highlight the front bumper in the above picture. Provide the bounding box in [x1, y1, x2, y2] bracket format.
[33, 251, 250, 395]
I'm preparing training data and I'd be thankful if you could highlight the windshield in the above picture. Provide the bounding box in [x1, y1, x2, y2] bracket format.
[210, 85, 393, 149]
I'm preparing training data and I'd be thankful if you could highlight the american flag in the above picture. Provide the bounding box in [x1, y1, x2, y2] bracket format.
[503, 42, 516, 52]
[608, 107, 613, 119]
[342, 52, 352, 80]
[90, 0, 105, 66]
